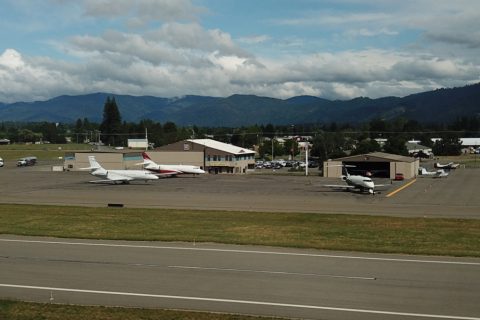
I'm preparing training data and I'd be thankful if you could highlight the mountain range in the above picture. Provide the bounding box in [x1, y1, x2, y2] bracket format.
[0, 83, 479, 126]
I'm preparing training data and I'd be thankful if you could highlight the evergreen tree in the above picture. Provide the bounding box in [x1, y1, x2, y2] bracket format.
[163, 121, 178, 145]
[384, 136, 408, 156]
[100, 97, 122, 146]
[432, 134, 462, 156]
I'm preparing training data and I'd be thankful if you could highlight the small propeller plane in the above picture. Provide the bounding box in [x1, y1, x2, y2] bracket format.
[324, 165, 386, 195]
[419, 167, 449, 178]
[434, 162, 459, 169]
[81, 156, 159, 184]
[138, 152, 205, 177]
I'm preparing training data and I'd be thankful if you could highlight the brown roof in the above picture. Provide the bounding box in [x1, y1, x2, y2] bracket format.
[332, 152, 416, 163]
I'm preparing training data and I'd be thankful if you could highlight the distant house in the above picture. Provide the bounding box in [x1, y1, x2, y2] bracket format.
[405, 142, 433, 157]
[0, 138, 10, 145]
[460, 138, 480, 153]
[460, 138, 480, 147]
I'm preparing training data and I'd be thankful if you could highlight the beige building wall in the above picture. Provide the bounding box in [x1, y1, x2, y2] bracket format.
[145, 151, 204, 167]
[323, 161, 343, 177]
[389, 160, 419, 179]
[156, 140, 255, 174]
[64, 152, 125, 170]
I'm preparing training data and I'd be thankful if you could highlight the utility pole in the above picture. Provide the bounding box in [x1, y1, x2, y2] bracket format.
[145, 127, 148, 150]
[305, 142, 309, 176]
[271, 137, 274, 161]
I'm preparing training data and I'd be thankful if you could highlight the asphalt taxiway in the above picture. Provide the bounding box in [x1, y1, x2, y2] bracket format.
[1, 165, 480, 319]
[0, 164, 479, 218]
[1, 235, 479, 320]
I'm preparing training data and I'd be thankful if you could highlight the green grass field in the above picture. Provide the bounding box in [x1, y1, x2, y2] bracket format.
[0, 143, 91, 161]
[1, 204, 479, 257]
[0, 300, 279, 320]
[436, 154, 480, 168]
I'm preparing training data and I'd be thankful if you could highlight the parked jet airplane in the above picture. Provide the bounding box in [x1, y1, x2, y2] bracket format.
[139, 152, 205, 176]
[420, 167, 449, 178]
[82, 156, 159, 184]
[324, 165, 386, 195]
[434, 162, 459, 169]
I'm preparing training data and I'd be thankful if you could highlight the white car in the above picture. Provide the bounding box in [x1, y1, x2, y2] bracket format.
[0, 157, 4, 167]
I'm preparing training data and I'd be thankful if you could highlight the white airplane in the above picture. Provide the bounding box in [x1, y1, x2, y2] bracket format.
[82, 156, 159, 184]
[420, 167, 449, 178]
[434, 162, 459, 169]
[139, 152, 205, 176]
[324, 165, 386, 195]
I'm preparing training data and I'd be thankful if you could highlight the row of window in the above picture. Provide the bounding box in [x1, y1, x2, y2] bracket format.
[206, 154, 254, 161]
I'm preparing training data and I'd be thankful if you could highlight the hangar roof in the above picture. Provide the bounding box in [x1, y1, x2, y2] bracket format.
[332, 152, 416, 163]
[188, 139, 255, 155]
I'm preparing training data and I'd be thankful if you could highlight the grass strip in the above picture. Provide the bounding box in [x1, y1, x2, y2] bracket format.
[0, 299, 278, 320]
[1, 204, 479, 257]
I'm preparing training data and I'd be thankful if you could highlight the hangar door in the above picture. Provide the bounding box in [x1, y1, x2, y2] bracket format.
[344, 161, 390, 178]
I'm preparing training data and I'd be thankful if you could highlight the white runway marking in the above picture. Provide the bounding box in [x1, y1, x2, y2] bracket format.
[1, 238, 480, 266]
[168, 265, 376, 280]
[0, 283, 478, 320]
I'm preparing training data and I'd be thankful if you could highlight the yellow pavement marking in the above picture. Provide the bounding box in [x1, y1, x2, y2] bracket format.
[386, 179, 417, 198]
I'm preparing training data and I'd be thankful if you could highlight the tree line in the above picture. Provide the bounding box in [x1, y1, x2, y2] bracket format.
[1, 96, 478, 158]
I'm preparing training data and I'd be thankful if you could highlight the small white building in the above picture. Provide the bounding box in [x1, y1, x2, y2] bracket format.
[128, 139, 148, 149]
[460, 138, 480, 147]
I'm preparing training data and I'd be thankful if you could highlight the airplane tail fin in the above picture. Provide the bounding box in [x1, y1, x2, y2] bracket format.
[88, 156, 103, 170]
[80, 156, 102, 170]
[139, 152, 157, 166]
[142, 152, 152, 161]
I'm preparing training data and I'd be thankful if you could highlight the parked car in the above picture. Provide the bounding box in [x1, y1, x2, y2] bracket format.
[394, 173, 404, 181]
[0, 157, 3, 167]
[17, 156, 37, 167]
[272, 162, 283, 169]
[308, 160, 319, 168]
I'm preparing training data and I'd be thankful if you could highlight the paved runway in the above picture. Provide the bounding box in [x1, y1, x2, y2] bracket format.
[1, 235, 479, 320]
[0, 165, 479, 218]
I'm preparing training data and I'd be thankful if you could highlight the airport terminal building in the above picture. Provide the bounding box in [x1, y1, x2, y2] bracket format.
[323, 152, 419, 179]
[64, 139, 255, 174]
[155, 139, 255, 174]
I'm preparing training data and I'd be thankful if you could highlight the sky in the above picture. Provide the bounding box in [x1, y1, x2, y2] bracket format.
[0, 0, 479, 103]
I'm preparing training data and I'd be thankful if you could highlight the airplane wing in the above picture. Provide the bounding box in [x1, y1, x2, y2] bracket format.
[89, 179, 117, 184]
[153, 172, 179, 178]
[324, 184, 356, 190]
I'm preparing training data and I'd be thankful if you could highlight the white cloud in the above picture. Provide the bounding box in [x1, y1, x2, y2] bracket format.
[83, 0, 206, 23]
[1, 0, 479, 104]
[237, 35, 271, 45]
[0, 49, 25, 69]
[345, 28, 398, 38]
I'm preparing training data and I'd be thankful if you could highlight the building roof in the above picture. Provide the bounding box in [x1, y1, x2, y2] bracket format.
[188, 139, 255, 155]
[460, 138, 480, 146]
[332, 152, 417, 163]
[128, 139, 148, 142]
[405, 142, 432, 151]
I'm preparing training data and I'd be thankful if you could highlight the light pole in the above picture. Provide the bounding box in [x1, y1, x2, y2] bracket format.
[305, 142, 309, 176]
[290, 125, 295, 161]
[271, 137, 274, 161]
